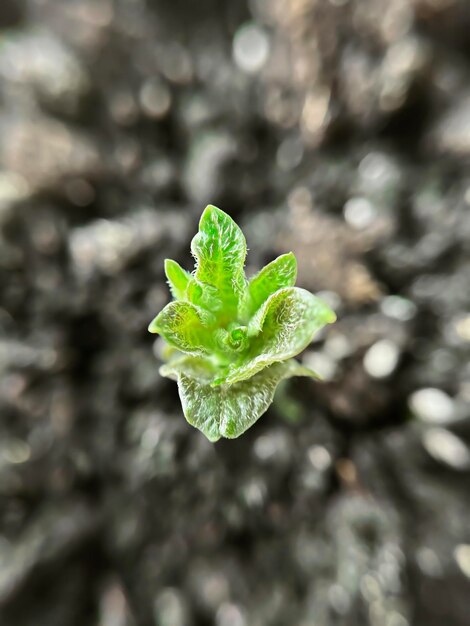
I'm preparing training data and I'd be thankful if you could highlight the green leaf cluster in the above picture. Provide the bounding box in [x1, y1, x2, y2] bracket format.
[149, 205, 336, 441]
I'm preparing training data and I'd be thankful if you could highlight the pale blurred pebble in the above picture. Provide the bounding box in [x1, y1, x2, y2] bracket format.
[302, 352, 337, 381]
[153, 588, 188, 626]
[328, 584, 351, 615]
[233, 22, 270, 74]
[253, 430, 292, 464]
[307, 445, 332, 471]
[409, 388, 455, 424]
[276, 135, 304, 171]
[139, 78, 171, 119]
[380, 295, 417, 321]
[216, 603, 247, 626]
[454, 315, 470, 342]
[324, 333, 353, 360]
[387, 613, 409, 626]
[454, 545, 470, 578]
[343, 197, 377, 229]
[422, 428, 470, 470]
[363, 339, 400, 378]
[1, 439, 31, 465]
[415, 546, 443, 578]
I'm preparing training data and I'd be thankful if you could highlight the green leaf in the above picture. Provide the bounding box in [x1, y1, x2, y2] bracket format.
[164, 258, 223, 315]
[190, 205, 246, 316]
[226, 287, 336, 384]
[160, 355, 217, 382]
[247, 252, 297, 317]
[148, 301, 214, 355]
[149, 204, 338, 441]
[164, 259, 192, 300]
[176, 359, 316, 441]
[186, 279, 223, 313]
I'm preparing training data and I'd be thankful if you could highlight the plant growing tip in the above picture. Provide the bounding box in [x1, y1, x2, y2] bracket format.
[148, 205, 336, 441]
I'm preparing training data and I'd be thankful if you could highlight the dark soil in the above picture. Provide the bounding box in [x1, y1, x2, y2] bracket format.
[0, 1, 469, 625]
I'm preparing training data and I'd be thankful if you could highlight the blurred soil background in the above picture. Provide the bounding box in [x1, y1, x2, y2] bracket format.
[0, 0, 470, 625]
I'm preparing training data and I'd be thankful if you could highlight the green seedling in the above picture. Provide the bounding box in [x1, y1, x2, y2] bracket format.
[149, 205, 336, 441]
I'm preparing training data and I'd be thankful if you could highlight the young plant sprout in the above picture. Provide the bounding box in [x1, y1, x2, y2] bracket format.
[148, 205, 336, 441]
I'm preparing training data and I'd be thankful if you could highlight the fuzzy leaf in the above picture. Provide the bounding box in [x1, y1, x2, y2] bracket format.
[225, 287, 336, 384]
[164, 259, 192, 300]
[186, 279, 223, 313]
[191, 205, 246, 316]
[247, 252, 297, 317]
[164, 259, 221, 313]
[176, 359, 316, 441]
[160, 355, 217, 382]
[148, 301, 213, 355]
[149, 205, 338, 441]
